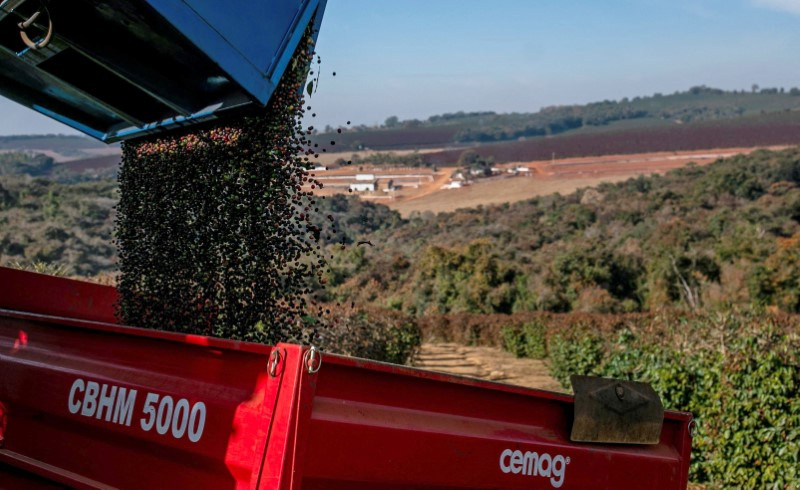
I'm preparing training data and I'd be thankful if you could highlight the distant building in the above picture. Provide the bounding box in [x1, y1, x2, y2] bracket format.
[441, 181, 463, 190]
[515, 166, 531, 173]
[355, 173, 375, 181]
[350, 180, 377, 192]
[313, 165, 328, 171]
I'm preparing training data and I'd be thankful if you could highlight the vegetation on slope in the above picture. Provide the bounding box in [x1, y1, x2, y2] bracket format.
[424, 109, 800, 165]
[7, 145, 800, 319]
[327, 146, 800, 316]
[0, 175, 116, 276]
[0, 151, 54, 176]
[420, 309, 799, 488]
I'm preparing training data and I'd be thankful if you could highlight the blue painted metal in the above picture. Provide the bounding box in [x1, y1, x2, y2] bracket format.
[0, 0, 327, 142]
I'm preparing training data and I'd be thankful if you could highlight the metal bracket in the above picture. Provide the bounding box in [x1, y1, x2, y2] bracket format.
[303, 345, 321, 374]
[570, 375, 664, 445]
[268, 348, 286, 378]
[18, 5, 53, 50]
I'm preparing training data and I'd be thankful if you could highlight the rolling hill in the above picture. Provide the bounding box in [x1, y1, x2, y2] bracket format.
[311, 85, 800, 152]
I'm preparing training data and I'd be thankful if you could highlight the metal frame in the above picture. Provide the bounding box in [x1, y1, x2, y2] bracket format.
[0, 0, 328, 142]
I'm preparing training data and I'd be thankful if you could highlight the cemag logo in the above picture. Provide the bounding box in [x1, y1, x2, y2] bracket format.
[499, 448, 570, 488]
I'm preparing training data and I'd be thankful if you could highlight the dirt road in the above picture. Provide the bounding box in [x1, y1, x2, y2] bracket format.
[412, 342, 565, 393]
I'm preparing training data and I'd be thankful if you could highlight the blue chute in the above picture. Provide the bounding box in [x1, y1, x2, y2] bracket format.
[0, 0, 327, 142]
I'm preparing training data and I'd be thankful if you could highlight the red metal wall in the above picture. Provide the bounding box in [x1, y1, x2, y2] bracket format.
[0, 267, 118, 324]
[0, 267, 693, 489]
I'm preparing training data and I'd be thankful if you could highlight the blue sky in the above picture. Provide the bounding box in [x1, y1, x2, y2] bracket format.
[2, 0, 800, 136]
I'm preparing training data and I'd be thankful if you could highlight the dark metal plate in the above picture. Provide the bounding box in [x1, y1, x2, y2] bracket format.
[570, 375, 664, 444]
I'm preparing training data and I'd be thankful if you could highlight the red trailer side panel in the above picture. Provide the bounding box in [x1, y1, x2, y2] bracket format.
[0, 313, 281, 488]
[0, 267, 117, 324]
[0, 269, 285, 488]
[298, 355, 692, 489]
[0, 268, 693, 489]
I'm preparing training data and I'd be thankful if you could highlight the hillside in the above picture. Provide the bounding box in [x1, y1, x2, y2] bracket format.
[0, 150, 118, 183]
[0, 134, 119, 160]
[422, 109, 800, 165]
[323, 146, 800, 316]
[7, 145, 800, 313]
[3, 86, 799, 175]
[0, 168, 399, 276]
[0, 175, 117, 276]
[5, 86, 800, 292]
[311, 86, 800, 151]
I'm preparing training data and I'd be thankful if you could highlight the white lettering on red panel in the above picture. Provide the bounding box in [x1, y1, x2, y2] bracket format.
[67, 378, 206, 443]
[499, 448, 570, 488]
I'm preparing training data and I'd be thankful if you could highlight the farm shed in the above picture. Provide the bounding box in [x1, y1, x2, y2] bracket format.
[350, 180, 377, 192]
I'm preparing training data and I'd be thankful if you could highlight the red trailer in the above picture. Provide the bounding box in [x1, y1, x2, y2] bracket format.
[0, 267, 693, 489]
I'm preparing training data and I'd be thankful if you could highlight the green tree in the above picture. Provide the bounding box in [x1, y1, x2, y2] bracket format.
[749, 232, 800, 311]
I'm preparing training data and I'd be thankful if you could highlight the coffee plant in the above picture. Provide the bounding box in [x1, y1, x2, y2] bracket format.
[540, 311, 800, 488]
[501, 320, 548, 359]
[318, 305, 421, 365]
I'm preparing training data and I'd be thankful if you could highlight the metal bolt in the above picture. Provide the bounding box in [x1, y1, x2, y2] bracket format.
[268, 349, 282, 377]
[304, 345, 322, 374]
[615, 383, 625, 400]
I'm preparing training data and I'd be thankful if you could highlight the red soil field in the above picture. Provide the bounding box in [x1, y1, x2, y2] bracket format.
[424, 112, 800, 165]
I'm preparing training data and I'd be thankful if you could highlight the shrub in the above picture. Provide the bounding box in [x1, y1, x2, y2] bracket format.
[547, 332, 605, 386]
[417, 311, 638, 346]
[317, 306, 421, 365]
[8, 259, 69, 277]
[501, 325, 525, 357]
[501, 320, 547, 359]
[532, 310, 800, 488]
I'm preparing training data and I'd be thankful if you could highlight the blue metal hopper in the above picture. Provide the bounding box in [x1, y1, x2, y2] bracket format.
[0, 0, 327, 142]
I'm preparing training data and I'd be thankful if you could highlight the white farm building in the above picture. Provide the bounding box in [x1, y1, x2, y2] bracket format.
[441, 181, 463, 190]
[349, 180, 377, 192]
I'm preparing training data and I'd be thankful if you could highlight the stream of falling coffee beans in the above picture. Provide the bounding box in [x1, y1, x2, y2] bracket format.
[115, 32, 330, 344]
